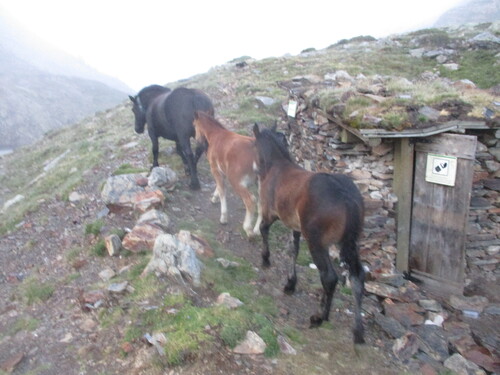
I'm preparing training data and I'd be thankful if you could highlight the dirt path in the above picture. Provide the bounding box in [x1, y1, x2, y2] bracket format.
[0, 149, 408, 374]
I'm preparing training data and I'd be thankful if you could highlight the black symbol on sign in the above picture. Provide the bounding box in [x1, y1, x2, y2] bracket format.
[435, 162, 447, 173]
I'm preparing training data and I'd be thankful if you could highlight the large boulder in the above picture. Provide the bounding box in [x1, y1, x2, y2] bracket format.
[141, 232, 202, 286]
[101, 173, 165, 212]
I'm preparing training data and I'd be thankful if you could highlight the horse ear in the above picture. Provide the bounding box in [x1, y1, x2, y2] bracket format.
[129, 95, 136, 103]
[253, 123, 260, 137]
[271, 121, 278, 132]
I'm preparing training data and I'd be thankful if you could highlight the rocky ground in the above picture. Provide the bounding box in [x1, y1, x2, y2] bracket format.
[0, 137, 498, 374]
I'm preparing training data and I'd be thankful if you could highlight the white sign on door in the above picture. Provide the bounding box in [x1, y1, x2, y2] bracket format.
[425, 153, 458, 186]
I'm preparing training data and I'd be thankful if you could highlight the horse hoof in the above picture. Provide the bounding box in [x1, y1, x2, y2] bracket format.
[262, 258, 271, 268]
[190, 182, 201, 190]
[309, 315, 323, 328]
[354, 342, 368, 358]
[353, 329, 365, 346]
[283, 283, 295, 295]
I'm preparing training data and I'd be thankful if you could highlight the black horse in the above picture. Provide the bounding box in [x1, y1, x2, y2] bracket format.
[129, 85, 214, 190]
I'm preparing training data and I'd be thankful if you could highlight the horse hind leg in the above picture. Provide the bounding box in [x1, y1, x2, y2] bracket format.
[284, 231, 301, 294]
[349, 260, 366, 344]
[180, 141, 200, 190]
[175, 141, 189, 174]
[231, 176, 257, 238]
[308, 240, 338, 327]
[210, 166, 227, 224]
[259, 220, 272, 268]
[252, 180, 262, 236]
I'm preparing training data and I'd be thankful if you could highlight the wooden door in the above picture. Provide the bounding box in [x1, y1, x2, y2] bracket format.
[409, 133, 477, 295]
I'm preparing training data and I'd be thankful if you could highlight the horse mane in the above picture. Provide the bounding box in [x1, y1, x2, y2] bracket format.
[195, 111, 226, 130]
[137, 85, 171, 107]
[260, 127, 292, 162]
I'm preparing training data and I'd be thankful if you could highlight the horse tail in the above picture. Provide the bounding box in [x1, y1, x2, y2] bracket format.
[334, 175, 364, 278]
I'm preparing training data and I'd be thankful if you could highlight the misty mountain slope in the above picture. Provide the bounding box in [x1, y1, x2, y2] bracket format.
[435, 0, 500, 27]
[0, 12, 131, 149]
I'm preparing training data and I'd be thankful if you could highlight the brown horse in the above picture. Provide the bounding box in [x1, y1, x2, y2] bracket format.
[193, 111, 261, 237]
[253, 124, 366, 345]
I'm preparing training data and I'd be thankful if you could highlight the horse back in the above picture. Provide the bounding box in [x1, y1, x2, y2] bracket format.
[150, 88, 214, 141]
[208, 131, 256, 178]
[302, 173, 364, 246]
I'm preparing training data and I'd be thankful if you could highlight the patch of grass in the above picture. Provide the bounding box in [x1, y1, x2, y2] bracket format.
[340, 286, 352, 296]
[280, 324, 305, 345]
[112, 163, 147, 176]
[296, 242, 313, 267]
[381, 110, 409, 130]
[85, 219, 104, 236]
[22, 277, 55, 305]
[202, 256, 256, 302]
[65, 247, 83, 263]
[90, 239, 107, 257]
[439, 49, 500, 89]
[7, 316, 39, 336]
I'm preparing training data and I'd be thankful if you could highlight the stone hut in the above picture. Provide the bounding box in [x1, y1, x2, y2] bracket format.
[277, 72, 499, 299]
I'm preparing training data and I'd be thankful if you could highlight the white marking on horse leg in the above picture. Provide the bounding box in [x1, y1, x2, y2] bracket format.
[239, 174, 253, 189]
[211, 188, 219, 203]
[253, 181, 262, 235]
[220, 193, 228, 224]
[243, 208, 254, 237]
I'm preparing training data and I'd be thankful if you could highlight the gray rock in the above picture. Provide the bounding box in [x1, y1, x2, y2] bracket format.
[484, 303, 500, 315]
[232, 331, 266, 354]
[443, 63, 459, 71]
[216, 258, 240, 268]
[2, 194, 25, 211]
[98, 267, 116, 281]
[255, 96, 275, 107]
[278, 335, 296, 355]
[105, 234, 122, 256]
[68, 191, 85, 203]
[392, 332, 419, 360]
[470, 32, 500, 47]
[444, 353, 486, 375]
[414, 325, 449, 362]
[101, 173, 146, 209]
[418, 299, 443, 312]
[148, 167, 178, 189]
[374, 313, 406, 339]
[142, 232, 202, 286]
[216, 292, 243, 309]
[137, 209, 170, 231]
[449, 295, 489, 313]
[107, 281, 129, 293]
[419, 106, 441, 121]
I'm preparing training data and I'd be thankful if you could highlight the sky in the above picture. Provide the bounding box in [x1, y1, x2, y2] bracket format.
[1, 0, 467, 92]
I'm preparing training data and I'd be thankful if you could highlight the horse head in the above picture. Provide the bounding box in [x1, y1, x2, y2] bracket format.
[253, 124, 291, 176]
[130, 85, 172, 134]
[129, 94, 147, 134]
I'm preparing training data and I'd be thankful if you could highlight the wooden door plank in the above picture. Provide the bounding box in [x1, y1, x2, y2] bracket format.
[409, 133, 476, 293]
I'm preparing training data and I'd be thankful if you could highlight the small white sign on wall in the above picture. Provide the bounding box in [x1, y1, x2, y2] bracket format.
[287, 100, 298, 117]
[425, 153, 458, 186]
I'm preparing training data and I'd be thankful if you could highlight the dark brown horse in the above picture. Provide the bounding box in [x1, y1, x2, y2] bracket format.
[129, 85, 214, 189]
[253, 124, 366, 345]
[193, 111, 261, 237]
